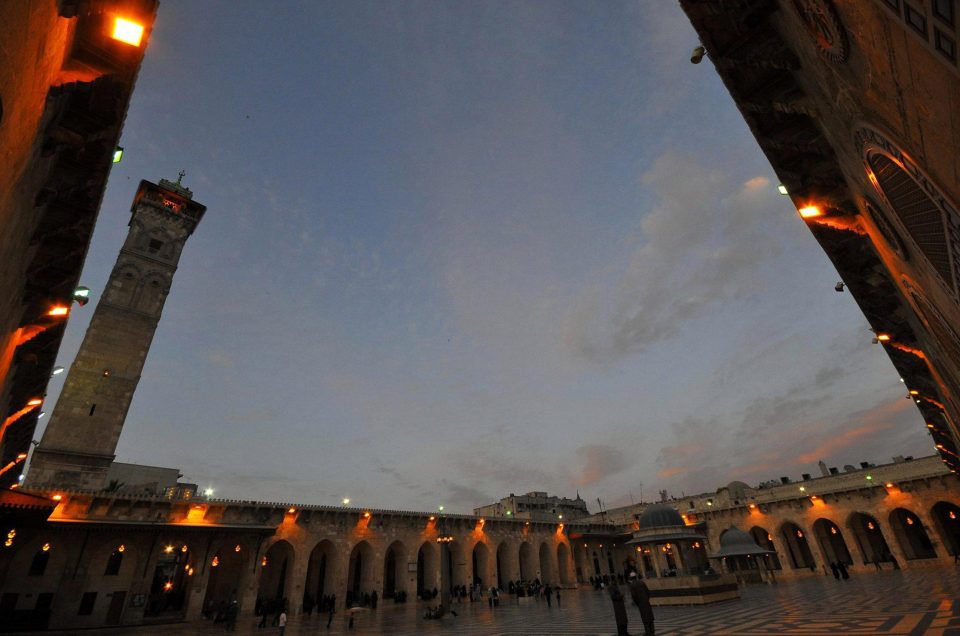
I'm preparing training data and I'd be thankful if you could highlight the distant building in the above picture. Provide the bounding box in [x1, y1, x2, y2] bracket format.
[474, 491, 590, 521]
[103, 462, 195, 499]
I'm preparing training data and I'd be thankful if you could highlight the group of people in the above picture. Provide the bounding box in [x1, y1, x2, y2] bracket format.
[607, 571, 655, 636]
[828, 561, 851, 579]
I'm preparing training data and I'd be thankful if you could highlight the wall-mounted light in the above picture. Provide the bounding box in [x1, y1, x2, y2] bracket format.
[47, 306, 69, 317]
[113, 147, 124, 163]
[798, 205, 822, 218]
[111, 17, 145, 47]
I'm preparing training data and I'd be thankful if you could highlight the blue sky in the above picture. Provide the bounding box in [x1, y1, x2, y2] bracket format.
[35, 1, 932, 512]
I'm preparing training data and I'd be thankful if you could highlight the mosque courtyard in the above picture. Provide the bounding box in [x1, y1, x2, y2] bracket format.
[27, 566, 960, 636]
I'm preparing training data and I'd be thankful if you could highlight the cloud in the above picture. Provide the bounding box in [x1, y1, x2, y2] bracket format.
[653, 363, 930, 494]
[562, 154, 785, 361]
[575, 444, 631, 486]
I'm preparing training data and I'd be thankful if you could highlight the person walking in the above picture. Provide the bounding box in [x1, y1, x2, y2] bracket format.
[277, 609, 287, 636]
[837, 561, 850, 580]
[829, 562, 840, 579]
[556, 587, 561, 608]
[326, 603, 335, 629]
[629, 572, 655, 636]
[545, 584, 552, 608]
[608, 582, 629, 636]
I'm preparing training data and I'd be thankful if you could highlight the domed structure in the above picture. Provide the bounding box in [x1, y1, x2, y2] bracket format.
[710, 526, 774, 559]
[638, 504, 684, 530]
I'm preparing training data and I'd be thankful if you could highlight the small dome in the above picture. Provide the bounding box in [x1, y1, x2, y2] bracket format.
[719, 527, 757, 548]
[638, 504, 683, 529]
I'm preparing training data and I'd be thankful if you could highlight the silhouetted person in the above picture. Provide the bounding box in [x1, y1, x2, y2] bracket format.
[556, 587, 561, 607]
[545, 584, 552, 607]
[629, 572, 655, 636]
[326, 602, 335, 629]
[829, 562, 840, 579]
[370, 590, 378, 609]
[609, 583, 629, 636]
[837, 561, 850, 580]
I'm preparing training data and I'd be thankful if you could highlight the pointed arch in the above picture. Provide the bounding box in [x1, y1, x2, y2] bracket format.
[812, 518, 852, 565]
[471, 541, 490, 588]
[539, 542, 557, 584]
[416, 541, 439, 599]
[518, 541, 534, 581]
[931, 501, 960, 556]
[778, 521, 815, 570]
[557, 542, 573, 585]
[347, 540, 375, 602]
[258, 540, 295, 603]
[888, 508, 937, 559]
[848, 512, 892, 565]
[749, 526, 782, 570]
[305, 540, 337, 608]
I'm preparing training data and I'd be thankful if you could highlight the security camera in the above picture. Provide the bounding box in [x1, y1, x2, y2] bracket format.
[690, 45, 706, 64]
[835, 282, 845, 292]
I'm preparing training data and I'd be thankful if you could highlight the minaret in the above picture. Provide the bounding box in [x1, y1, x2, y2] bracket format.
[27, 175, 206, 490]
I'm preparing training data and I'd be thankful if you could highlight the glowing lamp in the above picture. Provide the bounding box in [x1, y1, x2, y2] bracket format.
[909, 390, 919, 395]
[558, 514, 563, 520]
[118, 544, 125, 553]
[830, 527, 837, 535]
[113, 147, 124, 163]
[810, 495, 818, 500]
[865, 475, 873, 481]
[798, 205, 822, 218]
[363, 511, 371, 518]
[234, 544, 241, 552]
[798, 486, 806, 492]
[181, 545, 188, 553]
[950, 511, 956, 520]
[767, 534, 773, 542]
[51, 494, 62, 501]
[164, 545, 174, 554]
[428, 516, 435, 522]
[187, 567, 194, 576]
[342, 498, 350, 505]
[867, 521, 875, 530]
[287, 507, 296, 514]
[163, 581, 173, 592]
[48, 306, 69, 317]
[16, 453, 27, 461]
[7, 530, 15, 539]
[906, 517, 914, 525]
[211, 556, 220, 567]
[885, 482, 894, 488]
[438, 505, 445, 512]
[748, 503, 756, 509]
[928, 424, 935, 429]
[876, 334, 891, 342]
[777, 184, 788, 195]
[42, 543, 51, 552]
[796, 530, 803, 538]
[27, 398, 43, 407]
[112, 17, 144, 46]
[261, 556, 268, 566]
[52, 366, 65, 375]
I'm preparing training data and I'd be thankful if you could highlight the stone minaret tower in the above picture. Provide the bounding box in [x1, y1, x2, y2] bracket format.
[28, 176, 206, 490]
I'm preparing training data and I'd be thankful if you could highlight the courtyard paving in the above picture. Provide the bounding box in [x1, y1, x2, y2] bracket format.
[34, 566, 960, 635]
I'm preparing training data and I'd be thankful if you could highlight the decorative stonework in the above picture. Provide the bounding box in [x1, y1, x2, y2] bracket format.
[855, 125, 960, 302]
[792, 0, 849, 63]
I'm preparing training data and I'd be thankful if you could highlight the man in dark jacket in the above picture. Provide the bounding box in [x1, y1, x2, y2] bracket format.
[608, 583, 629, 636]
[628, 572, 655, 635]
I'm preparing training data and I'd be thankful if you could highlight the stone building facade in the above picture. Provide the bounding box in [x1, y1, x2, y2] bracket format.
[678, 0, 960, 472]
[0, 0, 158, 488]
[2, 455, 958, 630]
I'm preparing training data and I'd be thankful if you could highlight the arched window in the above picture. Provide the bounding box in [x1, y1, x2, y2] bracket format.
[868, 152, 956, 290]
[104, 550, 123, 576]
[29, 549, 50, 576]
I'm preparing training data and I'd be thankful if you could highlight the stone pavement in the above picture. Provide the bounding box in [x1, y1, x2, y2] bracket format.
[30, 566, 960, 635]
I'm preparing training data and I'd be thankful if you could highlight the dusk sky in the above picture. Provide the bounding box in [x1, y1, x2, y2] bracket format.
[35, 1, 933, 513]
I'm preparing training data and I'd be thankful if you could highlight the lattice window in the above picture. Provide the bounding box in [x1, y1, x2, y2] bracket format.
[868, 153, 955, 290]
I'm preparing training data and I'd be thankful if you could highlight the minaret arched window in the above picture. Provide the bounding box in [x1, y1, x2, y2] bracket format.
[28, 548, 50, 576]
[105, 549, 124, 576]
